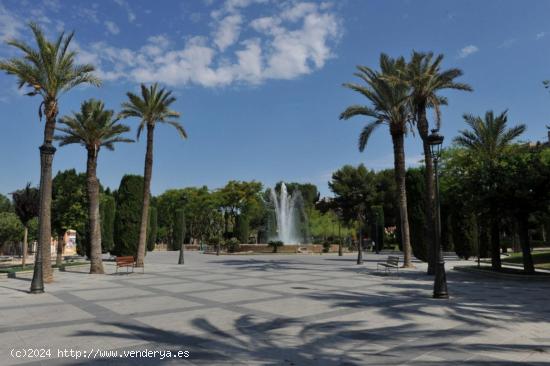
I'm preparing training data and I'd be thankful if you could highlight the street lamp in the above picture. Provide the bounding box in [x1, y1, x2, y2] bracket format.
[427, 129, 448, 299]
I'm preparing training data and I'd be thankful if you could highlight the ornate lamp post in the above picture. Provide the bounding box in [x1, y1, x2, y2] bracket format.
[427, 129, 448, 299]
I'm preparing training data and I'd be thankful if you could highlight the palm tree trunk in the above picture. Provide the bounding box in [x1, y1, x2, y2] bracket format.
[517, 216, 534, 273]
[136, 124, 154, 267]
[417, 106, 436, 274]
[178, 243, 185, 264]
[391, 131, 413, 268]
[87, 148, 104, 274]
[31, 100, 57, 292]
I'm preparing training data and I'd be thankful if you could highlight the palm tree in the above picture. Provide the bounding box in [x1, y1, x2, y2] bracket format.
[340, 54, 414, 267]
[0, 23, 100, 290]
[404, 51, 472, 274]
[56, 99, 132, 274]
[11, 184, 40, 268]
[454, 110, 526, 270]
[119, 84, 186, 267]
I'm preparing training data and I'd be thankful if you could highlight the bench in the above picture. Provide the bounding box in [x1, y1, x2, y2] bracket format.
[115, 256, 136, 273]
[377, 255, 399, 275]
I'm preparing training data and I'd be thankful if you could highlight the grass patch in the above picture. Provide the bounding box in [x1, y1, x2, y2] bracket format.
[502, 251, 550, 270]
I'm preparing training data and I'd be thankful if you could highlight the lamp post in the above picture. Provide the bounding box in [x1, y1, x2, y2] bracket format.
[427, 129, 448, 299]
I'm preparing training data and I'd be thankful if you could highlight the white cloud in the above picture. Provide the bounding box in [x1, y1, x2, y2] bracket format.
[498, 38, 516, 49]
[213, 14, 242, 50]
[104, 21, 120, 35]
[458, 45, 478, 58]
[74, 0, 341, 88]
[536, 32, 546, 40]
[0, 4, 23, 42]
[113, 0, 136, 22]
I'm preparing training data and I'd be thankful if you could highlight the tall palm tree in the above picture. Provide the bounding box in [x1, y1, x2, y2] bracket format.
[56, 99, 132, 274]
[454, 110, 526, 270]
[340, 54, 414, 267]
[119, 83, 186, 267]
[11, 184, 40, 268]
[0, 23, 100, 290]
[404, 51, 472, 274]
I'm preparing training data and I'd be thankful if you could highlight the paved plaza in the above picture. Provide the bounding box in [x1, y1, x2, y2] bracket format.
[0, 251, 549, 365]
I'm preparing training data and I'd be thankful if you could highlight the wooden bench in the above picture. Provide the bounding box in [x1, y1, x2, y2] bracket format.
[115, 256, 135, 273]
[377, 255, 399, 275]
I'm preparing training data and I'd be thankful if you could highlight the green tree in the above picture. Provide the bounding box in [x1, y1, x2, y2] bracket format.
[454, 110, 526, 270]
[100, 194, 116, 253]
[11, 183, 39, 267]
[113, 175, 144, 257]
[0, 212, 23, 252]
[0, 194, 13, 213]
[499, 147, 550, 273]
[156, 189, 187, 249]
[0, 23, 100, 288]
[404, 51, 472, 274]
[56, 99, 132, 274]
[329, 164, 377, 264]
[340, 54, 414, 267]
[52, 170, 88, 263]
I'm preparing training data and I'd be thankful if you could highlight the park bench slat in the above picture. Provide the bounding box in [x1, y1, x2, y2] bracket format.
[377, 256, 399, 275]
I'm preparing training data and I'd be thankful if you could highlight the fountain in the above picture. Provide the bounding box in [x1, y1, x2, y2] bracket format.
[269, 183, 307, 244]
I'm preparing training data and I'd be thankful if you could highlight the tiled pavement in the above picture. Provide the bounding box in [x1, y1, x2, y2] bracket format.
[0, 251, 549, 365]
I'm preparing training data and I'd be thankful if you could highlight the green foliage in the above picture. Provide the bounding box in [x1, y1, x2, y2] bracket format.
[373, 169, 398, 227]
[52, 169, 89, 255]
[27, 217, 39, 243]
[225, 237, 240, 253]
[274, 182, 319, 208]
[147, 206, 158, 251]
[119, 83, 186, 140]
[236, 214, 250, 244]
[113, 175, 144, 256]
[405, 168, 428, 261]
[56, 99, 132, 151]
[268, 240, 284, 253]
[0, 194, 13, 213]
[173, 208, 186, 250]
[218, 180, 263, 238]
[11, 183, 39, 226]
[369, 205, 384, 251]
[0, 23, 100, 104]
[329, 164, 377, 224]
[156, 189, 187, 248]
[0, 212, 23, 248]
[100, 194, 116, 253]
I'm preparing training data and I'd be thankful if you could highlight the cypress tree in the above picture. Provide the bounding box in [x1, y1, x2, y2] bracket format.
[369, 205, 384, 253]
[100, 194, 116, 253]
[405, 168, 428, 262]
[113, 175, 143, 256]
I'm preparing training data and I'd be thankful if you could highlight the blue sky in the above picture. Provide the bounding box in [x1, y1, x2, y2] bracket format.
[1, 0, 550, 197]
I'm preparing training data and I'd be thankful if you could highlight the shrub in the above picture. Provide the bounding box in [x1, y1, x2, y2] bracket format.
[268, 240, 284, 253]
[226, 237, 240, 253]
